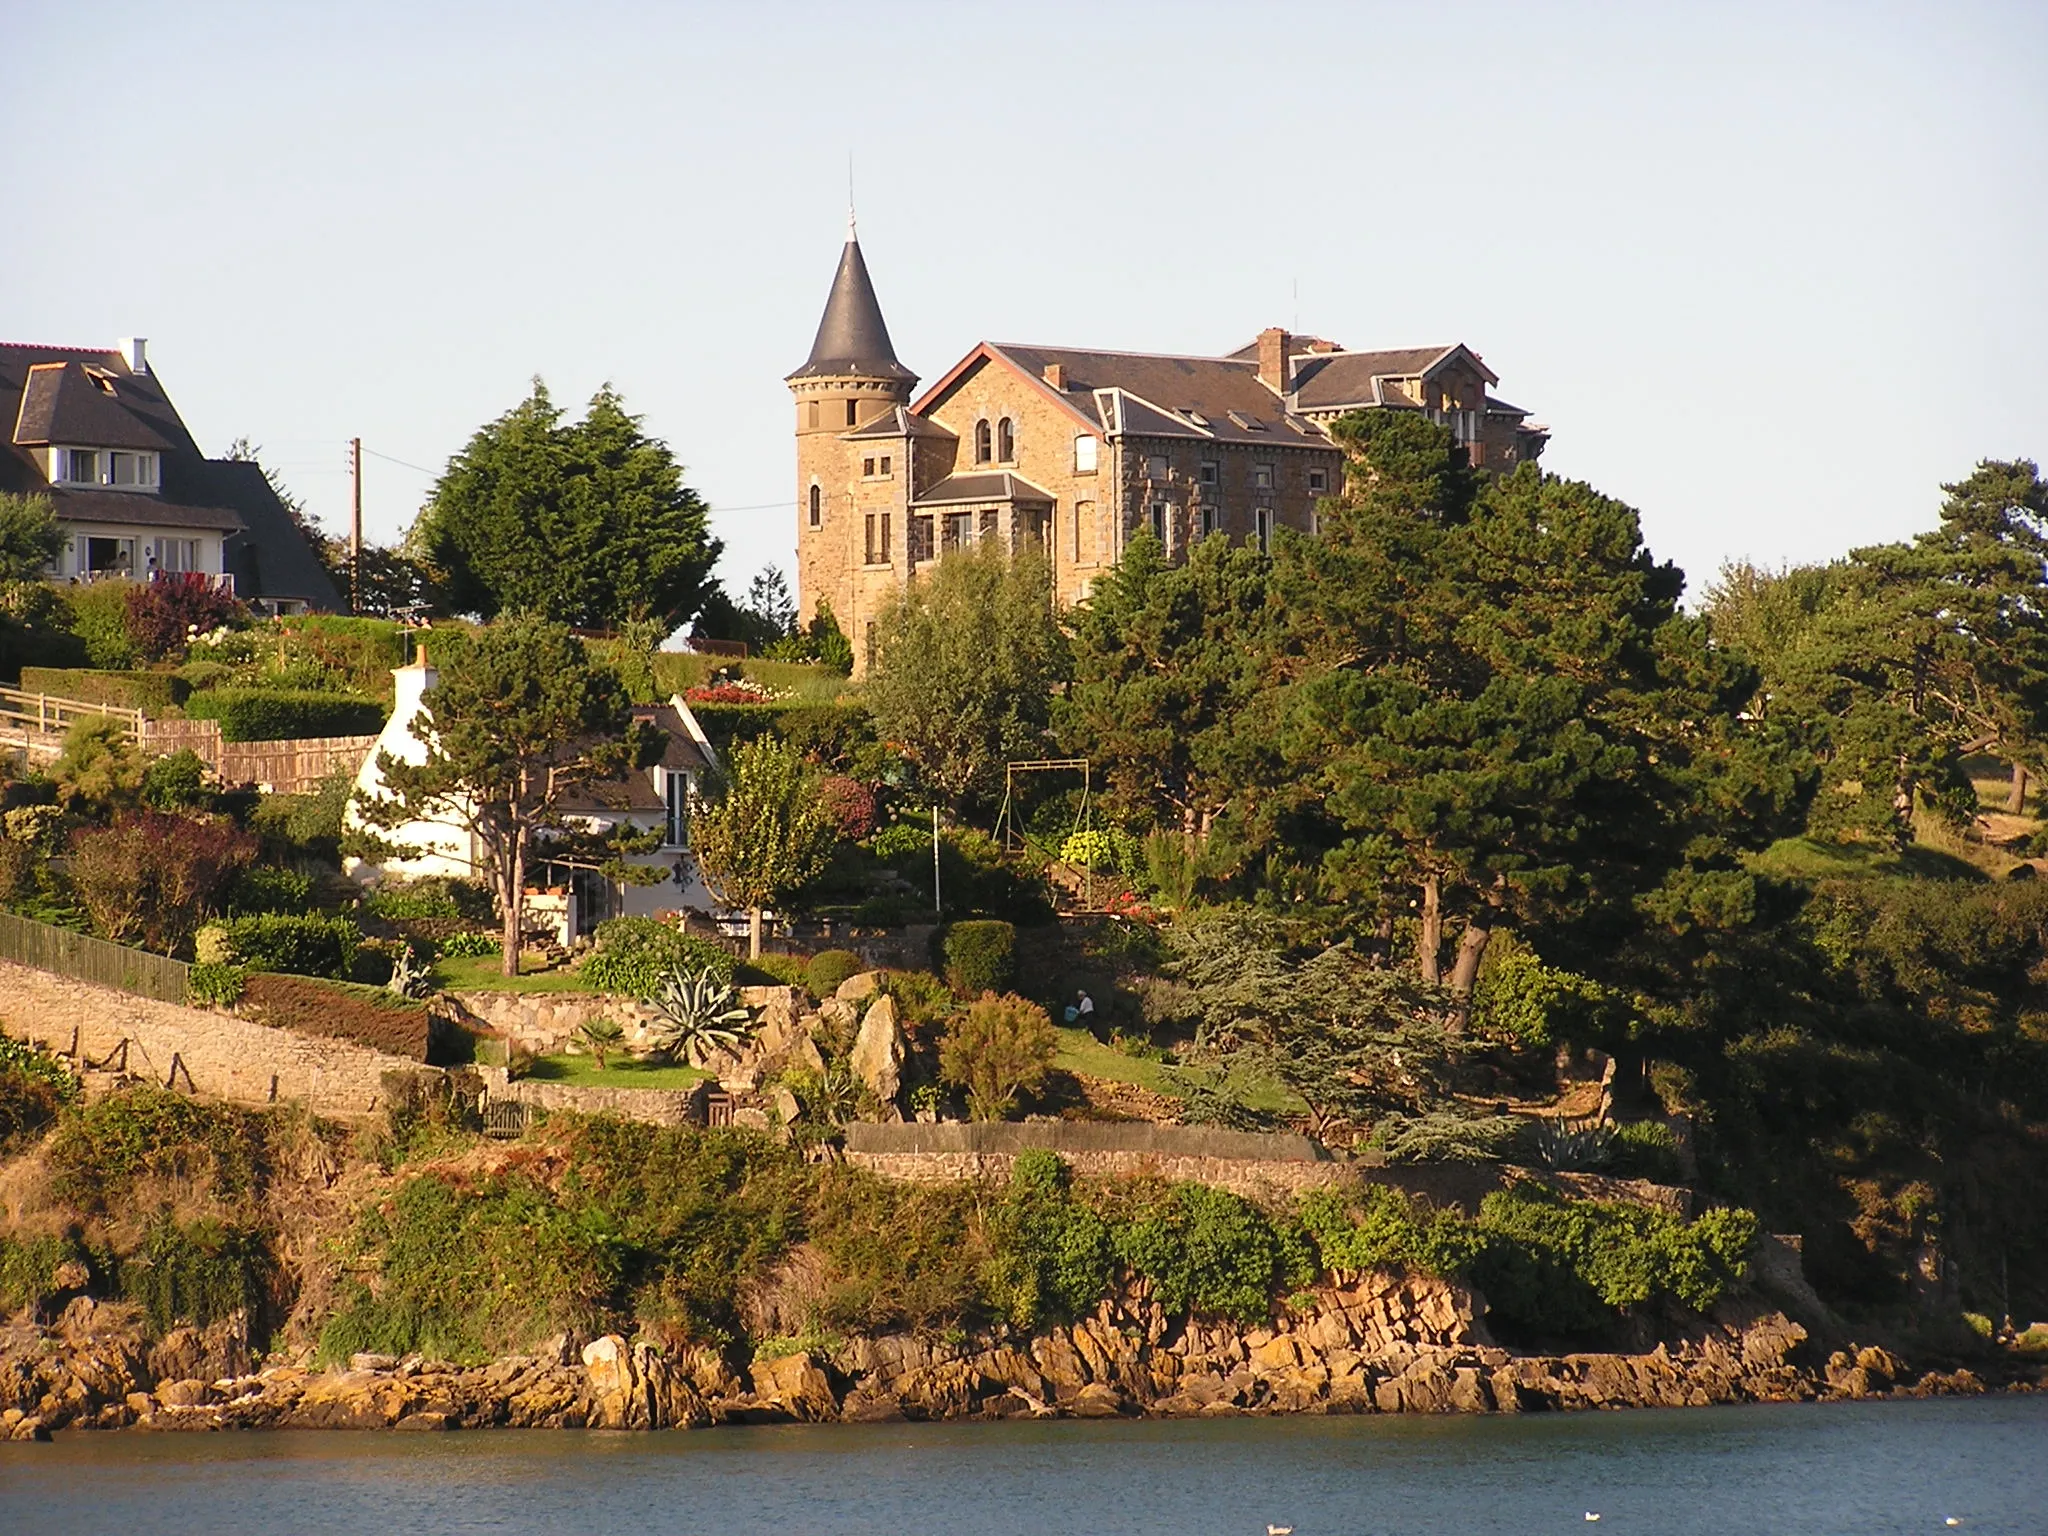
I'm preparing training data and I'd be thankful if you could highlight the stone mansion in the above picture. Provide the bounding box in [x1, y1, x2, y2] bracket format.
[787, 225, 1548, 666]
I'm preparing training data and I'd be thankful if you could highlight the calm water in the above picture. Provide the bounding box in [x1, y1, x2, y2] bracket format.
[2, 1398, 2043, 1536]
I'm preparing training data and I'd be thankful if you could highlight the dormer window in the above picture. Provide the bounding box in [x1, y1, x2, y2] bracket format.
[55, 447, 159, 489]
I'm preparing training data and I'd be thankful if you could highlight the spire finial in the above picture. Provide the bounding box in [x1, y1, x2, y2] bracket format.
[847, 152, 857, 241]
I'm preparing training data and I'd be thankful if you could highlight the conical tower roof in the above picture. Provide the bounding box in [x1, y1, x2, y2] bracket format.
[786, 229, 917, 385]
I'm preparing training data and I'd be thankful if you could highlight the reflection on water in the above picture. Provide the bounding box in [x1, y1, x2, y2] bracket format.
[1, 1396, 2043, 1536]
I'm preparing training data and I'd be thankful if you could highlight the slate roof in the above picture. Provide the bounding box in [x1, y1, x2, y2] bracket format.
[1288, 346, 1485, 411]
[963, 344, 1339, 449]
[0, 340, 343, 609]
[913, 471, 1056, 507]
[13, 360, 181, 450]
[787, 237, 918, 385]
[555, 703, 716, 815]
[844, 405, 954, 441]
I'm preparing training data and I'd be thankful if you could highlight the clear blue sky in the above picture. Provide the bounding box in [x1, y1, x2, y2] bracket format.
[6, 1, 2043, 607]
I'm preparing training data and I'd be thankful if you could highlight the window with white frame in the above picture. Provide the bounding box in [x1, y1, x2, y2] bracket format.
[55, 447, 159, 488]
[663, 769, 690, 848]
[1073, 435, 1098, 473]
[1149, 501, 1168, 546]
[1199, 461, 1218, 486]
[1201, 504, 1217, 538]
[155, 538, 200, 572]
[1255, 508, 1272, 551]
[1252, 463, 1274, 490]
[1145, 454, 1169, 480]
[1308, 467, 1328, 493]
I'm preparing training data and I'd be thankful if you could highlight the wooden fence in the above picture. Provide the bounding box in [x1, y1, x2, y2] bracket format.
[0, 911, 190, 1006]
[0, 685, 144, 744]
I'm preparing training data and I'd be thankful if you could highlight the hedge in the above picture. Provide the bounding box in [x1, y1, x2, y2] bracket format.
[240, 972, 429, 1060]
[18, 667, 186, 713]
[185, 689, 387, 742]
[218, 912, 360, 979]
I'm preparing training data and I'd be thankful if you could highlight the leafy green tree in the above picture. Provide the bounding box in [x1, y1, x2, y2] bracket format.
[0, 491, 62, 583]
[938, 992, 1057, 1121]
[51, 715, 145, 816]
[1743, 460, 2048, 842]
[410, 381, 720, 630]
[1064, 529, 1274, 839]
[352, 615, 657, 974]
[865, 540, 1068, 810]
[688, 735, 838, 957]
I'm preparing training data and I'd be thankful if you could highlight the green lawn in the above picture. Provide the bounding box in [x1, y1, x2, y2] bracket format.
[1051, 1026, 1301, 1113]
[432, 952, 595, 994]
[1749, 835, 1989, 883]
[525, 1053, 712, 1090]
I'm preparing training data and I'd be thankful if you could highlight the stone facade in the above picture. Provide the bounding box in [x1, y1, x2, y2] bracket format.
[0, 960, 434, 1118]
[788, 235, 1548, 667]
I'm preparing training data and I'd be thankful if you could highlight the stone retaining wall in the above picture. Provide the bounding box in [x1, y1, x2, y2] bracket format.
[474, 1064, 709, 1127]
[844, 1120, 1352, 1201]
[0, 960, 436, 1119]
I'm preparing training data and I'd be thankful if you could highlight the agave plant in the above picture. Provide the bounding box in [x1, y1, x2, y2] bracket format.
[645, 965, 752, 1067]
[576, 1015, 625, 1072]
[387, 942, 433, 1000]
[1534, 1117, 1614, 1172]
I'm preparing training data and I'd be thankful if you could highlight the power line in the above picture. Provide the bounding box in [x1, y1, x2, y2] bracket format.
[360, 446, 439, 476]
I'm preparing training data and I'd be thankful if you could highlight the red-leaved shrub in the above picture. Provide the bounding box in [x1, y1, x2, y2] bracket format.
[67, 811, 257, 953]
[817, 775, 877, 840]
[123, 574, 245, 660]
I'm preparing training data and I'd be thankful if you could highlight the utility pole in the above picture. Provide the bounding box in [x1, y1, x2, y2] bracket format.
[349, 436, 363, 615]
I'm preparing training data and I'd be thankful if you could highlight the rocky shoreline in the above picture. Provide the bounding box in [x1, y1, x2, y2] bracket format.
[2, 1273, 2020, 1441]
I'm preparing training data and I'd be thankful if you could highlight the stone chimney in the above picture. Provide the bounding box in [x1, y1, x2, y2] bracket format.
[1256, 328, 1291, 395]
[117, 337, 149, 376]
[1043, 362, 1066, 390]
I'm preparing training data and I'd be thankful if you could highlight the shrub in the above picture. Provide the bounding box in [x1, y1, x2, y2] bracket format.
[980, 1151, 1115, 1328]
[579, 916, 733, 997]
[942, 919, 1015, 996]
[174, 659, 234, 692]
[124, 574, 244, 661]
[239, 973, 430, 1059]
[218, 911, 360, 978]
[1607, 1120, 1685, 1184]
[0, 1232, 99, 1316]
[51, 714, 145, 813]
[0, 1036, 77, 1152]
[43, 1087, 267, 1211]
[816, 776, 877, 841]
[68, 812, 257, 953]
[19, 666, 186, 712]
[435, 929, 498, 960]
[365, 876, 492, 922]
[248, 769, 354, 862]
[804, 948, 864, 998]
[1116, 1183, 1316, 1324]
[120, 1215, 274, 1335]
[140, 748, 212, 812]
[63, 583, 139, 669]
[939, 992, 1055, 1121]
[1534, 1118, 1614, 1171]
[227, 864, 314, 915]
[185, 689, 386, 742]
[186, 961, 248, 1007]
[869, 821, 929, 863]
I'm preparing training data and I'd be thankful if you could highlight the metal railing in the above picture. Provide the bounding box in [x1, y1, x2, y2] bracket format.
[0, 910, 190, 1005]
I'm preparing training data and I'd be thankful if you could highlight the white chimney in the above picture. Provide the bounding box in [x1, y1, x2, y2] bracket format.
[117, 337, 149, 376]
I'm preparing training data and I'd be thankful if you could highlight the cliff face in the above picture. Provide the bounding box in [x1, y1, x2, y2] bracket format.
[1, 1274, 2002, 1440]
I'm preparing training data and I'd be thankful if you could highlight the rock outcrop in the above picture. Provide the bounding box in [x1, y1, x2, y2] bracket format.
[9, 1268, 2020, 1439]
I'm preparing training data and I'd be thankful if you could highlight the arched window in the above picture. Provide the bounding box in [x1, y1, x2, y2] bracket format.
[997, 417, 1015, 462]
[808, 484, 822, 528]
[974, 419, 992, 464]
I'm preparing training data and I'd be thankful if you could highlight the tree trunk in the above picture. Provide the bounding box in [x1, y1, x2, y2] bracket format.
[748, 905, 763, 960]
[501, 840, 525, 978]
[1445, 884, 1503, 1037]
[2009, 761, 2029, 815]
[1417, 874, 1442, 983]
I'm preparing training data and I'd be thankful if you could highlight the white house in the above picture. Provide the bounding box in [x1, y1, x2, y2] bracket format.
[0, 337, 341, 613]
[343, 647, 725, 941]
